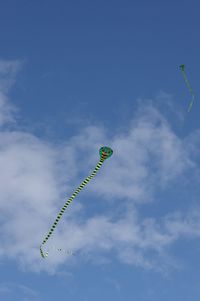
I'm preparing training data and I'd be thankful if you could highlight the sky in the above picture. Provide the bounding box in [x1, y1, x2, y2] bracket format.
[0, 0, 200, 300]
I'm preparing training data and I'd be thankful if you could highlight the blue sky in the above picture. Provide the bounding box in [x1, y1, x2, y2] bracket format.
[0, 0, 200, 300]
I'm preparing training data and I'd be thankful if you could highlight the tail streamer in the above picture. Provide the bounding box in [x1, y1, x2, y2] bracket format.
[40, 146, 113, 258]
[179, 64, 195, 112]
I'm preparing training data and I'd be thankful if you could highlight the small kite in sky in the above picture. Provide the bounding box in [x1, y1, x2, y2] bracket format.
[179, 64, 195, 112]
[40, 146, 113, 258]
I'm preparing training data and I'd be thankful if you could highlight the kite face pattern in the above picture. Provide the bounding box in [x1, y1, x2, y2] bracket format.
[99, 146, 113, 159]
[40, 146, 113, 258]
[179, 64, 195, 112]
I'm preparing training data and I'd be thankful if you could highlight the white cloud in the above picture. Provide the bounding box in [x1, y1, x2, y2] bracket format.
[87, 104, 194, 202]
[0, 59, 200, 274]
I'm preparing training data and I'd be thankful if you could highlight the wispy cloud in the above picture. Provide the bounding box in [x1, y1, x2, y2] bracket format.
[0, 59, 200, 275]
[0, 282, 40, 301]
[0, 59, 22, 92]
[0, 59, 22, 127]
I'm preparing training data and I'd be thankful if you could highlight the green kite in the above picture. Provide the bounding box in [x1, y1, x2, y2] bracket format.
[180, 64, 195, 112]
[40, 146, 113, 258]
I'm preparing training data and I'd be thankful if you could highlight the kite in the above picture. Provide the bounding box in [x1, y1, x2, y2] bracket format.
[40, 146, 113, 258]
[179, 64, 195, 112]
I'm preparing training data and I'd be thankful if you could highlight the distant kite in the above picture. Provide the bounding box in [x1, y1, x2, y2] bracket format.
[179, 64, 195, 112]
[40, 146, 113, 258]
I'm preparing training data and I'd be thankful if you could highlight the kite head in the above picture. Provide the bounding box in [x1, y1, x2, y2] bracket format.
[179, 64, 185, 71]
[99, 146, 113, 160]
